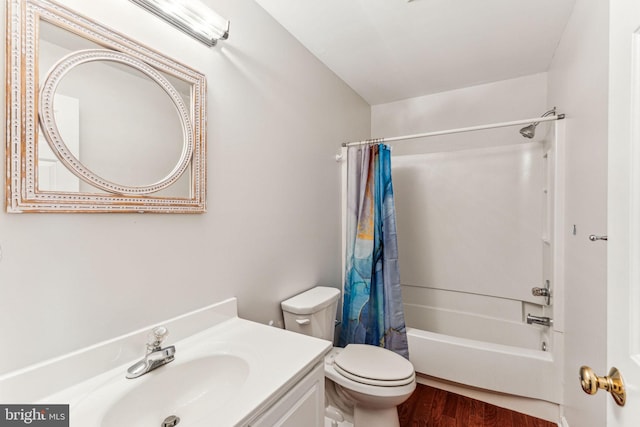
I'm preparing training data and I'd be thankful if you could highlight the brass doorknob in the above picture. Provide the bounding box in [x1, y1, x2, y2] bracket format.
[579, 366, 626, 406]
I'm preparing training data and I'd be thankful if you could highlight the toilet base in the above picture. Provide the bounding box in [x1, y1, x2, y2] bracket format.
[354, 406, 400, 427]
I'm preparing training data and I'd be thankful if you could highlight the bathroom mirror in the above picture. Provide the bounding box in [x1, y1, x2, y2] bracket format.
[6, 0, 207, 212]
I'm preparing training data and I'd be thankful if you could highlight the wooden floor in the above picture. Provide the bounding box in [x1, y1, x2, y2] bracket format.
[398, 384, 556, 427]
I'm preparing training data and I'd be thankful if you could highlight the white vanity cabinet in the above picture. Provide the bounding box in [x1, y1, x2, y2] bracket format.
[249, 362, 325, 427]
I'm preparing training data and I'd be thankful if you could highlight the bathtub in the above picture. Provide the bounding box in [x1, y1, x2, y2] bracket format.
[402, 283, 561, 404]
[406, 326, 562, 404]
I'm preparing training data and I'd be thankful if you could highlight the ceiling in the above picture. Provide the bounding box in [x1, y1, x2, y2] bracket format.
[254, 0, 577, 105]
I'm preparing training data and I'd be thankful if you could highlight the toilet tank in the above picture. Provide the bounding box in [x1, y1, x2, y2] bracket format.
[281, 286, 340, 342]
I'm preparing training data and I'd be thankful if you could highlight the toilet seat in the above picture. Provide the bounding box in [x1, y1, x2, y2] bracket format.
[333, 344, 415, 387]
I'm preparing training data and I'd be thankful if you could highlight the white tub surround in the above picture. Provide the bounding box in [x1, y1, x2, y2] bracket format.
[387, 119, 565, 408]
[0, 298, 331, 426]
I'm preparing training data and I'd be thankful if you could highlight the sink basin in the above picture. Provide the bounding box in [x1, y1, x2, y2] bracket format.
[103, 355, 249, 426]
[74, 354, 250, 427]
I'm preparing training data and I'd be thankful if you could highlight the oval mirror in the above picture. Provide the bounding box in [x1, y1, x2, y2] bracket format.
[39, 49, 194, 195]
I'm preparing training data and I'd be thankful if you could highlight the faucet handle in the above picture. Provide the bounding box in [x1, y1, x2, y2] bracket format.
[531, 287, 550, 297]
[146, 326, 168, 352]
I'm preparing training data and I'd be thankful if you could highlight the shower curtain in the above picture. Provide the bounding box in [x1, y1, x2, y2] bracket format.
[338, 143, 409, 359]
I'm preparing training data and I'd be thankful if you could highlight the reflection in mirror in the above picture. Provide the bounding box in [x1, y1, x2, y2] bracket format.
[7, 0, 206, 212]
[56, 61, 188, 193]
[38, 93, 80, 192]
[40, 49, 194, 195]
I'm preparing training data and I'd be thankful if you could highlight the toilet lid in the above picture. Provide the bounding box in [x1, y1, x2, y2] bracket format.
[333, 344, 415, 387]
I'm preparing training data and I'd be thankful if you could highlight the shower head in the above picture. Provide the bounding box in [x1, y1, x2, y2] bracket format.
[519, 124, 537, 139]
[519, 108, 557, 139]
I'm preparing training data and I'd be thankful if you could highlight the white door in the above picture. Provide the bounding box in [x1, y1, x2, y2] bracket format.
[607, 0, 640, 425]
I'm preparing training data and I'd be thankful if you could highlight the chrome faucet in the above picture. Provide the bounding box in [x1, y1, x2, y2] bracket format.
[126, 326, 175, 379]
[526, 314, 553, 327]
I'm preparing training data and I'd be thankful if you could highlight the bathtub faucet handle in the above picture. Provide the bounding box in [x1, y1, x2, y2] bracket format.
[531, 280, 551, 305]
[531, 287, 549, 297]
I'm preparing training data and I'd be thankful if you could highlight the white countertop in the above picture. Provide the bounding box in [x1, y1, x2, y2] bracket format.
[40, 317, 331, 426]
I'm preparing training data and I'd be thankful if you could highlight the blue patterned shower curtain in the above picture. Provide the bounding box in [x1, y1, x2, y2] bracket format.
[338, 143, 409, 359]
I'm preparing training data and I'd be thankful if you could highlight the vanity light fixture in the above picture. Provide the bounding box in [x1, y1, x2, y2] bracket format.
[129, 0, 230, 47]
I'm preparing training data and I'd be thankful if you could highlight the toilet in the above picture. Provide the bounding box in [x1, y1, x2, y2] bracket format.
[281, 286, 416, 427]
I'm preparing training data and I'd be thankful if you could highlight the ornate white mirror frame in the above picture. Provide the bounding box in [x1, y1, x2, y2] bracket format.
[6, 0, 207, 213]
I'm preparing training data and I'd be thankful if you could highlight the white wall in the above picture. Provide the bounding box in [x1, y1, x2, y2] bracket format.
[0, 0, 370, 375]
[546, 0, 609, 426]
[372, 73, 549, 155]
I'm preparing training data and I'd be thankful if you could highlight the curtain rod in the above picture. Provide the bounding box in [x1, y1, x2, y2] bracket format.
[341, 113, 565, 147]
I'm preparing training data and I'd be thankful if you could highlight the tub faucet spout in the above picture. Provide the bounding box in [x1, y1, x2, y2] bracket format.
[526, 314, 553, 327]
